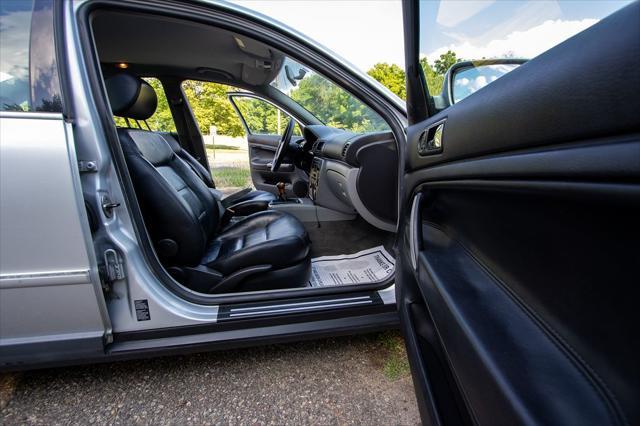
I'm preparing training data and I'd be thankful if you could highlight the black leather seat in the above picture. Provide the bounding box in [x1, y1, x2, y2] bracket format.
[157, 131, 276, 216]
[105, 73, 310, 293]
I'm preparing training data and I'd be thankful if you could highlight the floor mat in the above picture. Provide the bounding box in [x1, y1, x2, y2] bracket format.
[304, 218, 394, 258]
[308, 246, 395, 287]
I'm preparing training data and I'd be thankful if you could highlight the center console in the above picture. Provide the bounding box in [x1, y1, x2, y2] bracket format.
[268, 197, 355, 223]
[308, 157, 322, 201]
[269, 198, 302, 206]
[268, 159, 356, 223]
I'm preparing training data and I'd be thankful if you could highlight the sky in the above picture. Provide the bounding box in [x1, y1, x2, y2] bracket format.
[230, 0, 633, 71]
[231, 1, 406, 71]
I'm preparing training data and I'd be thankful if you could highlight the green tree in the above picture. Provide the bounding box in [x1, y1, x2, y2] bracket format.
[290, 73, 387, 132]
[367, 63, 406, 99]
[181, 80, 244, 137]
[419, 57, 445, 95]
[234, 97, 292, 135]
[145, 78, 176, 132]
[433, 50, 459, 75]
[365, 55, 459, 100]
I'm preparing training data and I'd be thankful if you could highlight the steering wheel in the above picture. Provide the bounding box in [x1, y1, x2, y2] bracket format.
[271, 118, 295, 172]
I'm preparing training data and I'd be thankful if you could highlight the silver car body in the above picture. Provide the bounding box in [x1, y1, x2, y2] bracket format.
[0, 0, 403, 367]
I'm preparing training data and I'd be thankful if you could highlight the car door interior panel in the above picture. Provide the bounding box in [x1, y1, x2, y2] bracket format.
[248, 134, 300, 195]
[401, 2, 640, 425]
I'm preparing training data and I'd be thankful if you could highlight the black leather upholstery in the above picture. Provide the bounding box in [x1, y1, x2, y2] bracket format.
[158, 132, 215, 187]
[118, 128, 219, 266]
[225, 191, 277, 216]
[106, 74, 310, 293]
[106, 73, 157, 120]
[203, 210, 309, 275]
[402, 3, 640, 424]
[158, 132, 276, 213]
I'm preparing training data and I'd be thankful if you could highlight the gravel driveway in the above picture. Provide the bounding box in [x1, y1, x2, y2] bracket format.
[1, 332, 420, 425]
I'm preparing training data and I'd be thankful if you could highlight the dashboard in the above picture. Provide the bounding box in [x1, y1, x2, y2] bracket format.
[302, 125, 398, 231]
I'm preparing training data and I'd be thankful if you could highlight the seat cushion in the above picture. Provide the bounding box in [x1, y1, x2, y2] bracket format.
[202, 210, 310, 275]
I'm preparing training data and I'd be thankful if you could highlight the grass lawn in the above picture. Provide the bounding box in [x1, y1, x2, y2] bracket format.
[207, 147, 252, 190]
[205, 144, 241, 151]
[376, 331, 411, 380]
[212, 165, 251, 188]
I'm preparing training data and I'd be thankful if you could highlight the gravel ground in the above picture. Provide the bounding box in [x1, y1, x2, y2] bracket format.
[1, 333, 420, 425]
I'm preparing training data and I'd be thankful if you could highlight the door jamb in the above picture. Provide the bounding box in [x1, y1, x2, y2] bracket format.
[402, 0, 432, 124]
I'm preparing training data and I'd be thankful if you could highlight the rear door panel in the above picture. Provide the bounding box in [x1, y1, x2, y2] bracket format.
[400, 3, 640, 424]
[0, 114, 109, 366]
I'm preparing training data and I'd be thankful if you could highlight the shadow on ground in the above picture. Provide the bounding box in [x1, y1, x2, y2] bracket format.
[1, 332, 419, 425]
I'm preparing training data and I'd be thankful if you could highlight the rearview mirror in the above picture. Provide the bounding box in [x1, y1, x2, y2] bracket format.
[441, 59, 526, 106]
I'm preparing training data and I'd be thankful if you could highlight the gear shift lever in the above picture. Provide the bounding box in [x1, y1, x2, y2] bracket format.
[276, 182, 287, 201]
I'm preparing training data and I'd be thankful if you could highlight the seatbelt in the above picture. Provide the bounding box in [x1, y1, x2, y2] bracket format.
[220, 188, 253, 209]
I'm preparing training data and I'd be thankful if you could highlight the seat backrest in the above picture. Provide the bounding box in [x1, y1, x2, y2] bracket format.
[158, 132, 215, 188]
[105, 73, 220, 266]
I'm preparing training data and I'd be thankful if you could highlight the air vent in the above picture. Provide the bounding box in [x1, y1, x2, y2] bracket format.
[314, 141, 325, 152]
[341, 142, 351, 158]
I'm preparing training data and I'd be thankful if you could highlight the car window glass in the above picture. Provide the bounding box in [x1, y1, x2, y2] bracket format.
[231, 96, 302, 136]
[1, 0, 61, 113]
[181, 80, 255, 192]
[419, 0, 634, 107]
[271, 58, 390, 133]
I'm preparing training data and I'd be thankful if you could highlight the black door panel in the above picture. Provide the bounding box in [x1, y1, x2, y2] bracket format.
[400, 3, 640, 424]
[248, 134, 302, 196]
[407, 176, 639, 425]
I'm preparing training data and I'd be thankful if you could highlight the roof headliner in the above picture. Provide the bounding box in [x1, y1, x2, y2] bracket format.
[92, 10, 284, 86]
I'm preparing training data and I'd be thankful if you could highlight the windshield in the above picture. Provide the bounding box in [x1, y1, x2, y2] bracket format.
[419, 0, 633, 105]
[270, 58, 389, 133]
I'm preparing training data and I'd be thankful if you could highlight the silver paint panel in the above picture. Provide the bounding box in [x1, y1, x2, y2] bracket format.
[67, 0, 220, 331]
[0, 115, 107, 343]
[0, 269, 90, 289]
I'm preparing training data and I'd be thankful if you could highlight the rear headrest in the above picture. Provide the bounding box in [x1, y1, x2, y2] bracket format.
[105, 74, 158, 120]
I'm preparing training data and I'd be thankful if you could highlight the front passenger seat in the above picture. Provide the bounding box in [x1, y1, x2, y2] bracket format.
[105, 73, 311, 293]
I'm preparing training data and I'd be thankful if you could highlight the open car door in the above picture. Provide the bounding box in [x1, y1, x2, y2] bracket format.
[398, 1, 640, 424]
[227, 93, 304, 197]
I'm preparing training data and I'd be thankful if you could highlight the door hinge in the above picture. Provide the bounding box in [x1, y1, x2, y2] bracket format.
[78, 160, 97, 173]
[101, 248, 125, 289]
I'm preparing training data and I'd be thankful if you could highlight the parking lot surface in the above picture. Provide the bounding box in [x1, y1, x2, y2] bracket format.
[1, 333, 420, 425]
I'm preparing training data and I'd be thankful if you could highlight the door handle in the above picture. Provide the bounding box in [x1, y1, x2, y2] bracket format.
[418, 120, 445, 156]
[409, 193, 422, 270]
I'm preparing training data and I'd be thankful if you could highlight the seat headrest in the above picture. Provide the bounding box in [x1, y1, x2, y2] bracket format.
[105, 74, 158, 120]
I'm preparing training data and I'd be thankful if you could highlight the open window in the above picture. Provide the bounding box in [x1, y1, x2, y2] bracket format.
[87, 7, 400, 301]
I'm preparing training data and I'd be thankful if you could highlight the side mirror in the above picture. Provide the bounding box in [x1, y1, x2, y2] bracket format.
[285, 64, 308, 87]
[440, 59, 527, 107]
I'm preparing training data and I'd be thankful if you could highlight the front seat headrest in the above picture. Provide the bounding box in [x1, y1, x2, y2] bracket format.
[105, 73, 158, 120]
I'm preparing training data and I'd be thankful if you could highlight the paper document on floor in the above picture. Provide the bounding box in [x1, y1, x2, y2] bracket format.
[308, 246, 395, 287]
